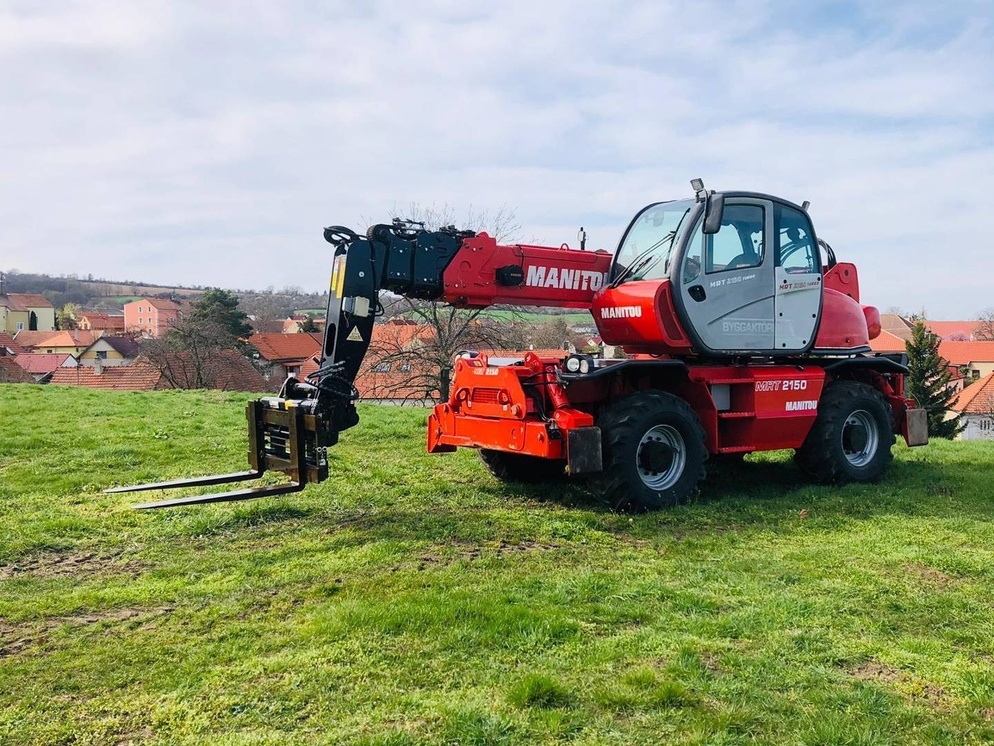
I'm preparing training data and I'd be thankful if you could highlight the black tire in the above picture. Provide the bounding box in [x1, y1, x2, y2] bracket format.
[593, 391, 707, 511]
[794, 380, 895, 484]
[478, 449, 566, 483]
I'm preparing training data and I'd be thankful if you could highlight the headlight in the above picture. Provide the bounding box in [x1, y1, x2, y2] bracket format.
[564, 354, 595, 375]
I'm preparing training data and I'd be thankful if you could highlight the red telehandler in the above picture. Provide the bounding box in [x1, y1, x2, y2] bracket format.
[109, 180, 928, 511]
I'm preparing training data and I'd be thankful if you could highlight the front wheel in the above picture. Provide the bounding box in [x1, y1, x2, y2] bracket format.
[794, 380, 895, 484]
[593, 391, 707, 511]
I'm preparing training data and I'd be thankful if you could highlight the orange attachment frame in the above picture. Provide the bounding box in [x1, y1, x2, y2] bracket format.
[426, 353, 594, 458]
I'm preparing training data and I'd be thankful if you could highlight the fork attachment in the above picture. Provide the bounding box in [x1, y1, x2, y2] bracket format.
[107, 398, 335, 509]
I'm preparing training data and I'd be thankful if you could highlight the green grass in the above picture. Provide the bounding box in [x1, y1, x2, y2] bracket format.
[2, 384, 994, 744]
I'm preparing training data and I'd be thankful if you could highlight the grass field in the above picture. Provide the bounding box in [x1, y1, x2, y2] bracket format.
[2, 384, 994, 745]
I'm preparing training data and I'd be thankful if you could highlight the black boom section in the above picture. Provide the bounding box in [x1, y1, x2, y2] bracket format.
[365, 222, 468, 299]
[318, 221, 469, 414]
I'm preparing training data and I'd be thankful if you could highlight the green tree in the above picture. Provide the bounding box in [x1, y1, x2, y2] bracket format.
[299, 316, 319, 333]
[55, 303, 79, 330]
[905, 321, 962, 439]
[189, 288, 252, 344]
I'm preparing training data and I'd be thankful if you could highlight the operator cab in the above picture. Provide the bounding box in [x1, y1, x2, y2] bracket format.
[607, 186, 823, 356]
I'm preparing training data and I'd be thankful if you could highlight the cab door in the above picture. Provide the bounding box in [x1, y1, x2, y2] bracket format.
[677, 198, 776, 354]
[773, 203, 822, 352]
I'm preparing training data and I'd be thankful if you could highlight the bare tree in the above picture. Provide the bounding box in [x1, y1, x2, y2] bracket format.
[142, 316, 237, 389]
[974, 309, 994, 341]
[364, 308, 527, 402]
[527, 316, 579, 351]
[141, 290, 252, 389]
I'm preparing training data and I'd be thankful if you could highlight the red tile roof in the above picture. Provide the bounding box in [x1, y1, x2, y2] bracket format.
[299, 355, 322, 379]
[13, 353, 74, 374]
[248, 333, 323, 362]
[78, 312, 126, 331]
[867, 330, 908, 354]
[0, 332, 27, 355]
[0, 293, 52, 310]
[938, 341, 994, 366]
[146, 298, 182, 311]
[35, 330, 100, 349]
[10, 293, 52, 308]
[951, 373, 994, 415]
[926, 321, 980, 341]
[879, 314, 913, 341]
[10, 330, 59, 349]
[0, 294, 27, 312]
[0, 357, 35, 383]
[49, 364, 165, 391]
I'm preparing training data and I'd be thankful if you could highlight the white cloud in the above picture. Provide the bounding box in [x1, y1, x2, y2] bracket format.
[1, 0, 992, 317]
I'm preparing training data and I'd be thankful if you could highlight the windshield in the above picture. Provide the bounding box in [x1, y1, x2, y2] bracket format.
[612, 200, 695, 284]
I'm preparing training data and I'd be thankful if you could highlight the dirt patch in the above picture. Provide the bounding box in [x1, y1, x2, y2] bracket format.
[0, 606, 173, 658]
[850, 660, 903, 684]
[847, 659, 949, 709]
[0, 550, 147, 581]
[700, 652, 723, 674]
[904, 562, 958, 588]
[114, 727, 154, 746]
[415, 540, 560, 570]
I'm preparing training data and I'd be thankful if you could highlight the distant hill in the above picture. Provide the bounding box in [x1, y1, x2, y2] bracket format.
[0, 271, 328, 320]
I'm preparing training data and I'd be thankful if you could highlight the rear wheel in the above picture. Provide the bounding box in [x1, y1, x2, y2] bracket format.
[594, 391, 707, 511]
[794, 381, 894, 483]
[478, 449, 566, 483]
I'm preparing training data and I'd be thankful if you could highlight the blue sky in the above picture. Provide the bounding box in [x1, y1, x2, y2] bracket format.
[1, 0, 992, 318]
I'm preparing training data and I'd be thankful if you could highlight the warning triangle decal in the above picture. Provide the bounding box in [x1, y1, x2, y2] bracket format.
[346, 327, 364, 342]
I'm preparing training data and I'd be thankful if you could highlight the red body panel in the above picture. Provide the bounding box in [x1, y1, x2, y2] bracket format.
[591, 280, 694, 354]
[823, 262, 860, 301]
[686, 366, 827, 453]
[441, 233, 613, 309]
[813, 288, 871, 351]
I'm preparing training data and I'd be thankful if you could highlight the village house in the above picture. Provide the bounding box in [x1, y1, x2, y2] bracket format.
[76, 336, 142, 368]
[0, 293, 55, 334]
[76, 311, 126, 333]
[246, 332, 323, 382]
[938, 341, 994, 386]
[122, 298, 184, 338]
[22, 330, 101, 357]
[949, 372, 994, 441]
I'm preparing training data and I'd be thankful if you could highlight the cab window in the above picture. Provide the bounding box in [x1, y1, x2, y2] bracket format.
[704, 204, 765, 274]
[776, 205, 818, 273]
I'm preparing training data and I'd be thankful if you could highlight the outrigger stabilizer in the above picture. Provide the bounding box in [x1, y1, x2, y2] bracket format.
[106, 221, 470, 509]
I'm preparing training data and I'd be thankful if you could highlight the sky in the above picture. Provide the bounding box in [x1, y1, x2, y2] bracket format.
[1, 0, 992, 318]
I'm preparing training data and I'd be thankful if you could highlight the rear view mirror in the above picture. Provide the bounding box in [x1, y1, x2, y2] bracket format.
[703, 193, 725, 234]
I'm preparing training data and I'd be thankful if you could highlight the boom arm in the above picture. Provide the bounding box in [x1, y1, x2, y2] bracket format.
[109, 220, 611, 507]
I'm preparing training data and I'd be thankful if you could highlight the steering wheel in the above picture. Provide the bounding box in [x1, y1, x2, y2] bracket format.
[726, 254, 756, 270]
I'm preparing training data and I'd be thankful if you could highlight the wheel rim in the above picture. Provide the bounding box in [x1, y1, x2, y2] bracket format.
[842, 409, 878, 467]
[637, 424, 686, 490]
